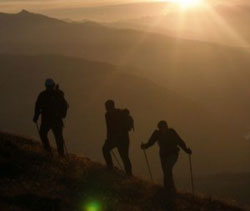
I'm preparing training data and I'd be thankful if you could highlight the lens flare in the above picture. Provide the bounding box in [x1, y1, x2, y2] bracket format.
[84, 201, 102, 211]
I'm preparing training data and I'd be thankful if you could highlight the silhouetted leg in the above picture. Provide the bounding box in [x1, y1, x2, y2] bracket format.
[40, 123, 52, 153]
[118, 141, 132, 176]
[161, 153, 178, 192]
[102, 140, 116, 169]
[52, 125, 64, 157]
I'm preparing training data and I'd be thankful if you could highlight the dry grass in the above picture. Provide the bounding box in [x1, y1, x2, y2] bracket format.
[0, 132, 246, 211]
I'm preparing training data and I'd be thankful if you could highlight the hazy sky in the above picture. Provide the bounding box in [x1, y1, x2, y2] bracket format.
[0, 0, 143, 11]
[0, 0, 249, 19]
[1, 0, 248, 12]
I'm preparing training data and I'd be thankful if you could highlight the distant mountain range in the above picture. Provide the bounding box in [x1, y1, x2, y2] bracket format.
[100, 3, 250, 47]
[28, 1, 250, 47]
[1, 10, 250, 108]
[38, 1, 174, 22]
[0, 10, 250, 177]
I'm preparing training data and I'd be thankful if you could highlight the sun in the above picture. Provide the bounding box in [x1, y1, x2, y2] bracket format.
[169, 0, 203, 9]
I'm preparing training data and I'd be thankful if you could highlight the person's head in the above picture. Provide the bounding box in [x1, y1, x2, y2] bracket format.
[45, 78, 55, 90]
[105, 100, 115, 112]
[157, 120, 168, 133]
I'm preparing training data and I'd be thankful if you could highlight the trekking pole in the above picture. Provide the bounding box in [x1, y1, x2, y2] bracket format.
[62, 120, 69, 157]
[142, 143, 153, 182]
[111, 150, 122, 169]
[189, 154, 195, 196]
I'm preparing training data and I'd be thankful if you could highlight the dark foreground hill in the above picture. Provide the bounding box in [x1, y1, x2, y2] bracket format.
[0, 132, 245, 211]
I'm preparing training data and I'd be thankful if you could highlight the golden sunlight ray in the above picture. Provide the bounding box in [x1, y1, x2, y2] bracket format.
[167, 0, 203, 9]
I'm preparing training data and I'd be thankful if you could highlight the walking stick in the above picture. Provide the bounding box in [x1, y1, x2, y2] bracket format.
[62, 120, 68, 156]
[111, 150, 122, 169]
[142, 143, 153, 182]
[189, 154, 195, 195]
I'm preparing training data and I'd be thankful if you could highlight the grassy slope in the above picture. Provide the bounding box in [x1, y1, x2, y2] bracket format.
[0, 132, 245, 211]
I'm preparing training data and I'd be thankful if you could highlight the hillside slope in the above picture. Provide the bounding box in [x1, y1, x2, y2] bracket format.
[0, 132, 245, 211]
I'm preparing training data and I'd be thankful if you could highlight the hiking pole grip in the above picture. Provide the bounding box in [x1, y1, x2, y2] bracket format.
[142, 142, 153, 182]
[189, 154, 195, 196]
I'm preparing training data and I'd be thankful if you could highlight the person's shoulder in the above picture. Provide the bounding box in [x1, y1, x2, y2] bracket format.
[55, 89, 65, 97]
[115, 108, 123, 115]
[38, 90, 47, 97]
[168, 128, 177, 134]
[58, 89, 64, 94]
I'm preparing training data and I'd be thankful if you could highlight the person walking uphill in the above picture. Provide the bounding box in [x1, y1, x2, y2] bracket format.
[33, 79, 69, 157]
[141, 121, 192, 192]
[102, 100, 134, 176]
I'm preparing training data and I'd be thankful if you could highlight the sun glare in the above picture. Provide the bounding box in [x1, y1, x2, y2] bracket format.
[169, 0, 203, 9]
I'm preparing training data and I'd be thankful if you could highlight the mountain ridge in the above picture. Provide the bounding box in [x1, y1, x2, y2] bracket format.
[0, 10, 63, 25]
[1, 9, 248, 48]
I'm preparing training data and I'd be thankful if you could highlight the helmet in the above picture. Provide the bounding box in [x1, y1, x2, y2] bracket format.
[45, 78, 55, 87]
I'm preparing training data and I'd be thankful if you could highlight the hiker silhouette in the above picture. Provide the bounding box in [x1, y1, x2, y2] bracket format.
[141, 120, 192, 192]
[102, 100, 134, 176]
[33, 79, 68, 157]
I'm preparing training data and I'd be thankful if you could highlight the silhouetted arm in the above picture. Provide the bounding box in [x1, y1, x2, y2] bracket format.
[143, 130, 159, 149]
[171, 129, 191, 153]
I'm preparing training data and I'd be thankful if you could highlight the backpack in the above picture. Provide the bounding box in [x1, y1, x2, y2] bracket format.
[119, 109, 134, 132]
[54, 86, 69, 119]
